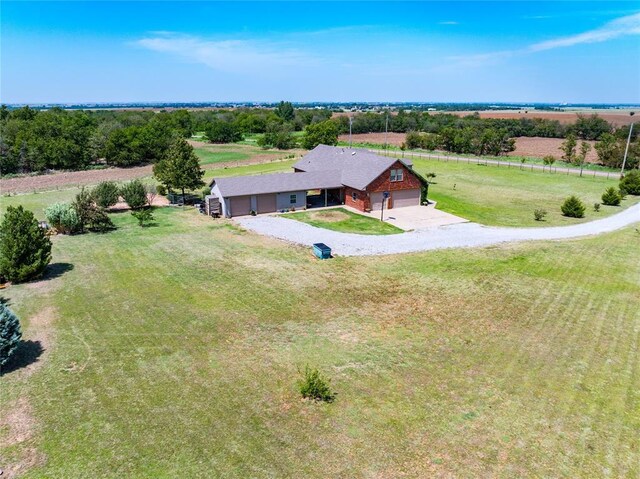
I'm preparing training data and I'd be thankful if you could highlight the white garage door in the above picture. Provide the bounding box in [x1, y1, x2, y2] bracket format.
[391, 189, 420, 208]
[370, 192, 385, 211]
[229, 196, 251, 217]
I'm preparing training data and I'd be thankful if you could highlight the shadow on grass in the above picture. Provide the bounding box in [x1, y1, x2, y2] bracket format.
[0, 340, 44, 376]
[42, 262, 74, 281]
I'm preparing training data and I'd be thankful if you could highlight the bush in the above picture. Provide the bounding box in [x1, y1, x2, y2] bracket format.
[601, 187, 621, 206]
[92, 181, 120, 208]
[156, 184, 167, 196]
[620, 170, 640, 196]
[298, 365, 335, 402]
[73, 188, 115, 233]
[131, 208, 154, 227]
[533, 208, 547, 221]
[0, 303, 22, 367]
[120, 179, 147, 210]
[0, 206, 52, 283]
[594, 202, 601, 212]
[44, 202, 82, 234]
[561, 195, 586, 218]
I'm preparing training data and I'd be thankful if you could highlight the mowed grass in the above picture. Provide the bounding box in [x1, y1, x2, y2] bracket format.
[1, 206, 639, 477]
[407, 157, 636, 226]
[194, 149, 251, 165]
[287, 207, 403, 235]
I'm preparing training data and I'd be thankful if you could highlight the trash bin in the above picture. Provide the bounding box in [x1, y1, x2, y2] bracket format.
[312, 243, 332, 259]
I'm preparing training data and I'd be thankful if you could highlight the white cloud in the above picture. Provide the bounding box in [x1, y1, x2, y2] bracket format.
[529, 12, 640, 51]
[134, 33, 316, 74]
[438, 21, 459, 25]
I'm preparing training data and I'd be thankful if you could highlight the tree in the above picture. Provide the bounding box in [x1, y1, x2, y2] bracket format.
[559, 133, 577, 163]
[0, 303, 22, 368]
[561, 195, 586, 218]
[44, 202, 82, 234]
[119, 180, 148, 210]
[204, 120, 243, 143]
[275, 101, 295, 122]
[601, 187, 622, 206]
[0, 206, 52, 283]
[73, 188, 115, 232]
[258, 122, 296, 149]
[542, 155, 556, 171]
[577, 141, 591, 176]
[302, 120, 339, 150]
[620, 170, 640, 196]
[573, 114, 611, 140]
[92, 181, 120, 209]
[595, 133, 623, 168]
[153, 138, 205, 202]
[131, 208, 155, 227]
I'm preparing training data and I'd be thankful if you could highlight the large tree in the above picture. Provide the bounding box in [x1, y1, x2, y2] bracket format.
[204, 120, 243, 144]
[302, 120, 339, 150]
[274, 101, 295, 122]
[0, 206, 52, 283]
[153, 138, 205, 201]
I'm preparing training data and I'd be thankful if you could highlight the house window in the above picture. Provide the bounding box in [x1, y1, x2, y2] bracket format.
[390, 168, 404, 182]
[290, 194, 297, 204]
[351, 192, 357, 201]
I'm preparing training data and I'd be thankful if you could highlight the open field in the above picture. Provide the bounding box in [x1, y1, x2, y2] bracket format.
[1, 205, 639, 477]
[286, 207, 404, 235]
[450, 109, 637, 127]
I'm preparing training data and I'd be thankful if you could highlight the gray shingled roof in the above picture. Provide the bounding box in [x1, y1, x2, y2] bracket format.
[213, 170, 343, 198]
[293, 145, 413, 190]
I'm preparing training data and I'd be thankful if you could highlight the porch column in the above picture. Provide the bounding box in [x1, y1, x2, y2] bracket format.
[324, 189, 328, 207]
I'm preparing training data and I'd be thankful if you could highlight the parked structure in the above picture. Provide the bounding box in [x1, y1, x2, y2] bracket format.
[208, 145, 427, 218]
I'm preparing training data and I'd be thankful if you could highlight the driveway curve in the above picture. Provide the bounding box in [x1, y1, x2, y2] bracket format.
[236, 203, 640, 256]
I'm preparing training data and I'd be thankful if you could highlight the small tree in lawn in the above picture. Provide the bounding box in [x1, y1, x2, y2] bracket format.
[561, 195, 586, 218]
[119, 180, 148, 210]
[542, 155, 556, 171]
[91, 181, 120, 209]
[0, 206, 52, 283]
[298, 365, 335, 402]
[577, 141, 591, 177]
[145, 184, 158, 207]
[619, 170, 640, 196]
[153, 138, 205, 204]
[559, 133, 577, 163]
[131, 208, 155, 227]
[0, 303, 22, 368]
[601, 187, 621, 206]
[73, 188, 115, 232]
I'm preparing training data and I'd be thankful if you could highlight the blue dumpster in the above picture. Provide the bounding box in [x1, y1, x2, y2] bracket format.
[312, 243, 332, 259]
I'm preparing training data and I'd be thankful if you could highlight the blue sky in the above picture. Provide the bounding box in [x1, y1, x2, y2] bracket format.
[2, 1, 639, 103]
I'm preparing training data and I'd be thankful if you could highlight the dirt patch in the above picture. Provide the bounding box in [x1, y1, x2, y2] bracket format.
[0, 397, 45, 479]
[338, 132, 405, 147]
[449, 110, 636, 127]
[509, 137, 598, 163]
[307, 210, 350, 222]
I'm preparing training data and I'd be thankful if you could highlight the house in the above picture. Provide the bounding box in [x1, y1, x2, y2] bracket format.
[208, 145, 426, 218]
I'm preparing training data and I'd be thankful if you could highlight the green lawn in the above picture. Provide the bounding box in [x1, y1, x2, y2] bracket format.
[286, 207, 403, 235]
[1, 206, 639, 477]
[408, 157, 636, 226]
[194, 149, 251, 165]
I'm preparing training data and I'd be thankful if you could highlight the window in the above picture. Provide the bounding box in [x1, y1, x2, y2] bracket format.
[390, 168, 403, 182]
[290, 194, 297, 204]
[351, 192, 357, 201]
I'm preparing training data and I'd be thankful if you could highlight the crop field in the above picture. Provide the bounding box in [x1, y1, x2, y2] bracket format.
[1, 202, 639, 477]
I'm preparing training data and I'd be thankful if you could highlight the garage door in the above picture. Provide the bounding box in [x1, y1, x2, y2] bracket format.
[370, 192, 385, 211]
[256, 194, 277, 214]
[391, 189, 420, 208]
[229, 196, 251, 217]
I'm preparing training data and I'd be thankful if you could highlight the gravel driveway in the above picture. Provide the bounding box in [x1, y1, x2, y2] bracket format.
[236, 203, 640, 256]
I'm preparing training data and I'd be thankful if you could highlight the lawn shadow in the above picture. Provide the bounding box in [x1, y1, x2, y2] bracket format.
[41, 262, 74, 281]
[0, 340, 44, 376]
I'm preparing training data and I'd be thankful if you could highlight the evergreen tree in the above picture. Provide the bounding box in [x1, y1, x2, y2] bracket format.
[0, 206, 52, 283]
[561, 195, 586, 218]
[0, 303, 22, 368]
[153, 138, 205, 202]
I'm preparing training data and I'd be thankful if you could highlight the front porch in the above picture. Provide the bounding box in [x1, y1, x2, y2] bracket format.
[305, 188, 344, 209]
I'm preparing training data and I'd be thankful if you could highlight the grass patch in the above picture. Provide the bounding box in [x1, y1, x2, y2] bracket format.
[193, 149, 251, 165]
[286, 207, 403, 235]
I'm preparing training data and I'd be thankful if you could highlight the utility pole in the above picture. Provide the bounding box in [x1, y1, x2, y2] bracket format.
[349, 116, 353, 149]
[384, 112, 389, 153]
[621, 112, 635, 177]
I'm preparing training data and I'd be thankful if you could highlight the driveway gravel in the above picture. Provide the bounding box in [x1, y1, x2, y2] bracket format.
[236, 203, 640, 256]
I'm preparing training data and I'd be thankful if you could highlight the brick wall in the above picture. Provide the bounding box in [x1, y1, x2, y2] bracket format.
[368, 161, 422, 193]
[344, 186, 370, 211]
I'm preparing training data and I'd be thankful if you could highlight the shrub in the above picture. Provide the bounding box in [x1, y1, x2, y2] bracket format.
[561, 195, 586, 218]
[0, 206, 52, 283]
[594, 202, 601, 212]
[44, 202, 82, 234]
[601, 187, 621, 206]
[131, 208, 155, 227]
[91, 181, 120, 209]
[156, 184, 167, 196]
[0, 303, 22, 367]
[619, 170, 640, 196]
[533, 208, 547, 221]
[298, 365, 335, 402]
[73, 188, 115, 233]
[120, 179, 147, 210]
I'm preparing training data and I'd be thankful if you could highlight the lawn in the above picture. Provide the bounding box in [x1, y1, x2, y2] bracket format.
[408, 157, 636, 226]
[286, 207, 404, 235]
[193, 149, 251, 165]
[1, 206, 639, 477]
